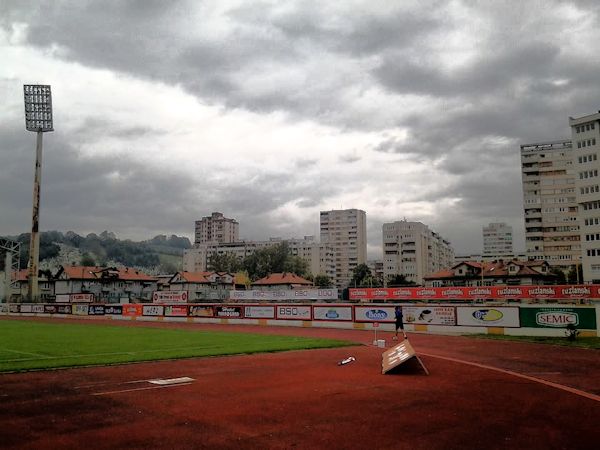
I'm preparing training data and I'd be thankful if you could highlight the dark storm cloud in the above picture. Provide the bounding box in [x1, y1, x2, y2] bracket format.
[4, 0, 600, 254]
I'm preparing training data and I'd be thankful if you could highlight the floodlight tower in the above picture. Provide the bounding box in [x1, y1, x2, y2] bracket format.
[23, 85, 53, 302]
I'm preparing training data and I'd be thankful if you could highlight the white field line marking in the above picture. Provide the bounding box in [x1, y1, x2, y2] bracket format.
[76, 376, 194, 390]
[419, 352, 600, 403]
[0, 348, 47, 357]
[91, 382, 193, 396]
[148, 377, 194, 385]
[1, 345, 226, 363]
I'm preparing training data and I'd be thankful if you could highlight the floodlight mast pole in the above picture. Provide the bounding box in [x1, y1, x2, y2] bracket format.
[24, 84, 53, 303]
[27, 131, 43, 302]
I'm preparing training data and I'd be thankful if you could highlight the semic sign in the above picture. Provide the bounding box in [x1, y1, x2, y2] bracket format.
[24, 85, 53, 132]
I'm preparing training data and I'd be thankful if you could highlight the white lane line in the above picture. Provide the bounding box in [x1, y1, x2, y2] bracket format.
[419, 352, 600, 403]
[0, 348, 46, 357]
[148, 377, 195, 385]
[91, 382, 193, 396]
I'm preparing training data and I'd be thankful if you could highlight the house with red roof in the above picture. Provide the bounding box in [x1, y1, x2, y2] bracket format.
[252, 272, 313, 290]
[54, 266, 157, 302]
[168, 271, 238, 302]
[423, 259, 556, 287]
[12, 269, 54, 302]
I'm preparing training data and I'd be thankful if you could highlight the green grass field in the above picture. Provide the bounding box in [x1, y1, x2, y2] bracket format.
[467, 333, 600, 349]
[0, 319, 354, 373]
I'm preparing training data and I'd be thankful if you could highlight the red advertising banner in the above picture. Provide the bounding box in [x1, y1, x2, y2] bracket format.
[122, 304, 143, 317]
[349, 285, 600, 301]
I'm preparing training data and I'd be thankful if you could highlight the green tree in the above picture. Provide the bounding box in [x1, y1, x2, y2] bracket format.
[242, 242, 308, 280]
[208, 252, 242, 273]
[549, 267, 566, 284]
[567, 265, 583, 284]
[80, 252, 96, 267]
[386, 274, 416, 286]
[313, 274, 333, 287]
[349, 263, 373, 287]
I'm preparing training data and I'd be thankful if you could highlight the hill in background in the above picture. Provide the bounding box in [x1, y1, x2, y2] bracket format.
[0, 231, 191, 275]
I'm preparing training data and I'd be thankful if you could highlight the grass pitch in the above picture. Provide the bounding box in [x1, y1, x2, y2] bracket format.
[0, 319, 354, 372]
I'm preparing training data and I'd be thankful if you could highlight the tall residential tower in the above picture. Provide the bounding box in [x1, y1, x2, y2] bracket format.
[382, 220, 454, 285]
[570, 111, 600, 282]
[520, 140, 580, 269]
[320, 209, 367, 287]
[194, 212, 239, 245]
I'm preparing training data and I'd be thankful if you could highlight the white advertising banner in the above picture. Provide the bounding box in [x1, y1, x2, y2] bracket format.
[276, 305, 312, 320]
[313, 306, 353, 321]
[354, 306, 396, 322]
[70, 293, 94, 303]
[244, 306, 275, 319]
[457, 306, 520, 328]
[229, 289, 338, 301]
[55, 294, 70, 303]
[143, 305, 164, 316]
[403, 306, 456, 326]
[153, 290, 188, 303]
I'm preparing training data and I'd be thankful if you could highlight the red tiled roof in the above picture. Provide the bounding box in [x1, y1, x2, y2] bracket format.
[177, 271, 212, 283]
[253, 273, 313, 286]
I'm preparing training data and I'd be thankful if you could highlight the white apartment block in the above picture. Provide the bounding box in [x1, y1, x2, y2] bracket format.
[183, 236, 335, 280]
[483, 222, 514, 259]
[570, 111, 600, 282]
[319, 209, 367, 287]
[382, 220, 454, 285]
[520, 140, 580, 270]
[194, 212, 239, 244]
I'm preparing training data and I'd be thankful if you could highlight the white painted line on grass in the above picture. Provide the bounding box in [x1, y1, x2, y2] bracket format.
[0, 348, 47, 357]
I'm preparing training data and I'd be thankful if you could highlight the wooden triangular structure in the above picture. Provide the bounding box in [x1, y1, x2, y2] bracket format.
[381, 339, 429, 375]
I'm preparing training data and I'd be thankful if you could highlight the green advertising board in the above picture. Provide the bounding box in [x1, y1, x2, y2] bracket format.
[519, 307, 597, 329]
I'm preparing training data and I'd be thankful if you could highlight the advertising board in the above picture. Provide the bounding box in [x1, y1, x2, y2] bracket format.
[313, 306, 353, 321]
[520, 307, 597, 329]
[88, 305, 105, 315]
[72, 304, 89, 315]
[229, 289, 338, 301]
[403, 306, 456, 326]
[164, 305, 188, 317]
[32, 304, 44, 313]
[189, 305, 214, 317]
[142, 305, 163, 316]
[215, 306, 243, 318]
[44, 305, 57, 314]
[276, 305, 312, 320]
[122, 304, 142, 317]
[354, 306, 396, 323]
[244, 305, 275, 319]
[70, 293, 94, 303]
[457, 307, 520, 327]
[55, 294, 70, 303]
[153, 290, 188, 304]
[20, 304, 32, 313]
[104, 305, 123, 315]
[9, 304, 20, 313]
[56, 304, 72, 314]
[349, 285, 600, 301]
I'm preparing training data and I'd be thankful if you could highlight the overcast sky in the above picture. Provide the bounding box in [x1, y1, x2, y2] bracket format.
[1, 1, 600, 258]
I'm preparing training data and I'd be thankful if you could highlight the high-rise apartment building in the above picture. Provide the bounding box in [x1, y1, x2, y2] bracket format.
[194, 212, 239, 245]
[482, 222, 514, 259]
[382, 220, 454, 285]
[569, 111, 600, 282]
[319, 209, 367, 287]
[520, 140, 580, 270]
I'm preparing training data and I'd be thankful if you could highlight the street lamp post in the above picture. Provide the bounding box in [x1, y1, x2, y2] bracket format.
[23, 85, 54, 302]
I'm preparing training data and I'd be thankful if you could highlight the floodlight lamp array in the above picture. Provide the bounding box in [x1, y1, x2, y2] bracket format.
[24, 84, 53, 132]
